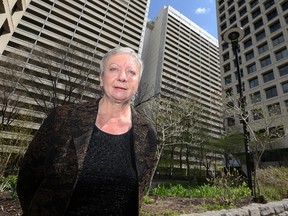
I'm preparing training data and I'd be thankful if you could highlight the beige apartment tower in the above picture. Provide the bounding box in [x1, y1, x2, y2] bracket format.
[142, 6, 223, 138]
[140, 6, 223, 173]
[216, 0, 288, 165]
[0, 0, 149, 134]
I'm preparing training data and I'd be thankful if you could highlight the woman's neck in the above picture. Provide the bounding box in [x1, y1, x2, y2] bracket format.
[98, 97, 131, 118]
[96, 97, 132, 134]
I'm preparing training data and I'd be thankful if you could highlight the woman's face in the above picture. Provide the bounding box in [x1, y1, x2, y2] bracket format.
[100, 53, 141, 103]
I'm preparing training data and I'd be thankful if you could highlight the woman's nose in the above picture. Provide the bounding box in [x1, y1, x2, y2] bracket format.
[118, 69, 127, 81]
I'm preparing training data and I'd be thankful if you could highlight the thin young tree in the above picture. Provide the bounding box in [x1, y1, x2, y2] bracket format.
[223, 93, 287, 199]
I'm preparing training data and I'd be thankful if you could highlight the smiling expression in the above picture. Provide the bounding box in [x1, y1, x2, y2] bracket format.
[100, 53, 141, 103]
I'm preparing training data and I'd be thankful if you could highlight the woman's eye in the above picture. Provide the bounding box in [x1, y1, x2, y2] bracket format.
[128, 70, 136, 76]
[110, 67, 118, 72]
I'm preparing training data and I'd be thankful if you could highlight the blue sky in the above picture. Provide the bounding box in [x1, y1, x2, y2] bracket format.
[148, 0, 218, 39]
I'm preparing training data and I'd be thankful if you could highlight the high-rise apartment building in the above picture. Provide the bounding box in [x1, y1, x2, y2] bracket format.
[0, 0, 32, 54]
[139, 6, 223, 174]
[141, 6, 223, 138]
[0, 0, 149, 133]
[216, 0, 288, 164]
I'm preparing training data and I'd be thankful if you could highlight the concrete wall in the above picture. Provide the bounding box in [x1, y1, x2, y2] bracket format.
[181, 199, 288, 216]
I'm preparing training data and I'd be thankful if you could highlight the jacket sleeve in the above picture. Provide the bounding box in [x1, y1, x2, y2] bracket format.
[144, 123, 158, 187]
[16, 108, 56, 214]
[138, 122, 158, 205]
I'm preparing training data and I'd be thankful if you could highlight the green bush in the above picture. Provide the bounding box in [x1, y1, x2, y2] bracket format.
[257, 166, 288, 201]
[0, 175, 18, 198]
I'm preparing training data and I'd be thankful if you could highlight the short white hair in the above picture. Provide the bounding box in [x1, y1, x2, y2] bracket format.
[99, 46, 143, 78]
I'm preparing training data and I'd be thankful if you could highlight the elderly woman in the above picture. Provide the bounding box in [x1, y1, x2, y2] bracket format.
[17, 47, 158, 216]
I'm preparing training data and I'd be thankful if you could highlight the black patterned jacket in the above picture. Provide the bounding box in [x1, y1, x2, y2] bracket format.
[16, 98, 158, 216]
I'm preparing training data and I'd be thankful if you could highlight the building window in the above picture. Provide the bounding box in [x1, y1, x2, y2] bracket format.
[275, 48, 288, 61]
[263, 70, 274, 83]
[282, 81, 288, 93]
[258, 43, 268, 54]
[252, 108, 264, 120]
[227, 0, 233, 6]
[220, 14, 226, 22]
[282, 1, 288, 11]
[239, 7, 247, 17]
[219, 5, 225, 13]
[234, 70, 243, 80]
[222, 43, 229, 51]
[236, 82, 245, 93]
[266, 9, 278, 21]
[11, 0, 23, 15]
[245, 50, 254, 61]
[256, 30, 266, 41]
[250, 91, 261, 103]
[254, 18, 263, 30]
[278, 64, 288, 76]
[267, 103, 281, 116]
[225, 88, 233, 97]
[224, 63, 231, 73]
[229, 6, 235, 15]
[247, 63, 257, 74]
[249, 77, 259, 88]
[264, 0, 275, 10]
[241, 17, 249, 26]
[224, 75, 232, 85]
[238, 56, 242, 65]
[238, 0, 245, 7]
[272, 34, 284, 46]
[227, 117, 235, 126]
[269, 21, 281, 33]
[250, 0, 259, 8]
[269, 126, 285, 139]
[244, 38, 252, 48]
[244, 27, 251, 36]
[260, 56, 271, 67]
[265, 86, 278, 99]
[252, 7, 261, 18]
[285, 100, 288, 112]
[223, 52, 229, 61]
[229, 15, 236, 24]
[220, 23, 227, 31]
[226, 101, 234, 109]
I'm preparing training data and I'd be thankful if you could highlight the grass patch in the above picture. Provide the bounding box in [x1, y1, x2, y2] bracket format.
[149, 182, 250, 200]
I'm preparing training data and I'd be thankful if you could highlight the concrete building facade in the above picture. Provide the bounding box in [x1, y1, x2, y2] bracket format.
[216, 0, 288, 165]
[141, 6, 223, 138]
[140, 6, 223, 175]
[0, 0, 150, 133]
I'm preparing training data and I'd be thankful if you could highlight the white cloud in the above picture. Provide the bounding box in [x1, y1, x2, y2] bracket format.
[195, 7, 211, 14]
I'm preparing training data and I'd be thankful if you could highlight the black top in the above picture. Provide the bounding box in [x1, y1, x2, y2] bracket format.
[65, 125, 138, 216]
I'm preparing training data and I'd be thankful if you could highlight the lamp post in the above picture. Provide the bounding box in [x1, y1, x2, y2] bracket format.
[223, 27, 253, 194]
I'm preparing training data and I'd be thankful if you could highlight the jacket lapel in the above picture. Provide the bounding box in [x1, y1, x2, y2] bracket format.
[71, 99, 100, 171]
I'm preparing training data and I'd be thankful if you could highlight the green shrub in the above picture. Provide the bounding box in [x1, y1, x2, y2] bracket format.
[257, 167, 288, 201]
[0, 175, 18, 198]
[142, 196, 156, 204]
